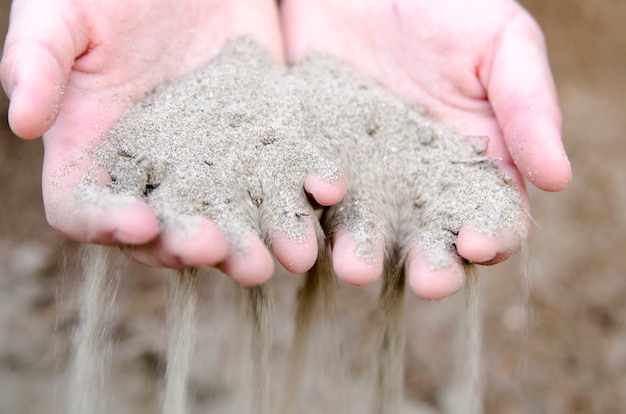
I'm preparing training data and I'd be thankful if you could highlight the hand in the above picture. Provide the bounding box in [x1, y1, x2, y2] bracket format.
[0, 0, 342, 283]
[281, 0, 572, 298]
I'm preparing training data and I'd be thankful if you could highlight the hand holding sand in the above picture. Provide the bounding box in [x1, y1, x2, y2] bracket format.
[282, 0, 572, 297]
[83, 41, 347, 284]
[0, 0, 322, 280]
[85, 39, 525, 303]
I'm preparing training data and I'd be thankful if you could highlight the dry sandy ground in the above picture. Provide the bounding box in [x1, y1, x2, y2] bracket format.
[0, 0, 624, 413]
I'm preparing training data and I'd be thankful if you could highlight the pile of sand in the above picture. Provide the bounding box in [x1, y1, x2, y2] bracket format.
[80, 38, 525, 266]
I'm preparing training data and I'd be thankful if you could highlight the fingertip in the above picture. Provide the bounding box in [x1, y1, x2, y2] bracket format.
[332, 230, 384, 286]
[220, 235, 274, 286]
[43, 181, 160, 246]
[161, 215, 230, 267]
[7, 83, 57, 139]
[530, 146, 572, 192]
[74, 199, 160, 245]
[1, 0, 90, 139]
[408, 248, 464, 300]
[271, 219, 318, 274]
[508, 120, 572, 192]
[456, 225, 521, 265]
[2, 48, 68, 139]
[108, 200, 161, 244]
[304, 174, 347, 206]
[551, 157, 572, 191]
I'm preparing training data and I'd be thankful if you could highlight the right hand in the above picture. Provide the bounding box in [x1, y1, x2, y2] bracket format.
[0, 0, 343, 283]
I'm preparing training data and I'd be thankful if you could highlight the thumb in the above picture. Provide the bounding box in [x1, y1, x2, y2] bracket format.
[0, 0, 88, 139]
[481, 11, 571, 192]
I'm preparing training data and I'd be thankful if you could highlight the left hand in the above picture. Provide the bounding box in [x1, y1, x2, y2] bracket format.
[281, 0, 571, 298]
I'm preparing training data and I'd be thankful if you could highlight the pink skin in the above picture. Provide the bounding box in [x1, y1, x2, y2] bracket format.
[408, 249, 465, 301]
[282, 0, 571, 299]
[273, 175, 347, 274]
[332, 231, 385, 286]
[1, 0, 569, 294]
[218, 235, 275, 286]
[0, 0, 346, 283]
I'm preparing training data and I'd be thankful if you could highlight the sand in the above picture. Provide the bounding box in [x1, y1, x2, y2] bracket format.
[69, 246, 120, 414]
[163, 269, 198, 414]
[4, 1, 624, 411]
[79, 37, 524, 267]
[75, 40, 526, 412]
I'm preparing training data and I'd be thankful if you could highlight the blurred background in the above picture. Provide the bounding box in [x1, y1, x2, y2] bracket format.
[0, 0, 624, 413]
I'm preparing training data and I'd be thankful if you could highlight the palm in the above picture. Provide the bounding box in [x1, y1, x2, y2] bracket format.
[282, 0, 571, 194]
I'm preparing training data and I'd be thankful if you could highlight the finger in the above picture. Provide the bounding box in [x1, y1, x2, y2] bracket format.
[407, 247, 465, 301]
[331, 228, 385, 286]
[456, 225, 523, 266]
[259, 171, 344, 274]
[218, 234, 275, 286]
[43, 145, 163, 245]
[70, 200, 160, 245]
[0, 0, 88, 138]
[122, 215, 229, 268]
[129, 231, 275, 284]
[42, 152, 161, 244]
[481, 12, 571, 191]
[303, 173, 346, 206]
[271, 218, 318, 273]
[160, 215, 230, 267]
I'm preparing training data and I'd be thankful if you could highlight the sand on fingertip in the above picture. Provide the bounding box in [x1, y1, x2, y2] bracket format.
[79, 37, 525, 266]
[79, 39, 342, 255]
[289, 53, 525, 267]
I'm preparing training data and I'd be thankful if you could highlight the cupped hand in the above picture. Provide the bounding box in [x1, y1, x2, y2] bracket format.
[282, 0, 571, 298]
[0, 0, 308, 282]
